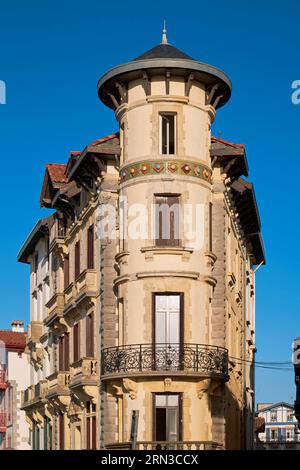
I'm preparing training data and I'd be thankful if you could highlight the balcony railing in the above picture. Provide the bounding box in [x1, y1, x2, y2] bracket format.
[0, 369, 7, 390]
[0, 412, 7, 433]
[136, 441, 223, 450]
[101, 343, 228, 378]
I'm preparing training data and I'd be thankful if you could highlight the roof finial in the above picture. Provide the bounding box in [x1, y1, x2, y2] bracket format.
[161, 20, 168, 45]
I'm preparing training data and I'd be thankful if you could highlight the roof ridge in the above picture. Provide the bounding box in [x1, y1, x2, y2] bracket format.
[211, 136, 244, 148]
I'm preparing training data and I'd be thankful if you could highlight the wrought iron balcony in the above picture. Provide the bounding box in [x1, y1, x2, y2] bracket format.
[101, 343, 228, 379]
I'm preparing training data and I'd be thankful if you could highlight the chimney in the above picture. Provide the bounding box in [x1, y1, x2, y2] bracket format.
[11, 320, 24, 333]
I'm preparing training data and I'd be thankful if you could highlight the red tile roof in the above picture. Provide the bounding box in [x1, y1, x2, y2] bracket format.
[46, 163, 68, 184]
[211, 136, 244, 149]
[89, 133, 119, 147]
[0, 330, 26, 351]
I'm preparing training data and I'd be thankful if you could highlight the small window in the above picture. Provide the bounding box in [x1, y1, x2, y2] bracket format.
[155, 195, 181, 247]
[287, 412, 293, 421]
[270, 411, 277, 422]
[160, 113, 176, 155]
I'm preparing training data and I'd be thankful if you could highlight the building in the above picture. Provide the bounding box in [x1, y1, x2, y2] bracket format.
[257, 402, 300, 450]
[293, 337, 300, 426]
[19, 27, 265, 450]
[0, 321, 30, 450]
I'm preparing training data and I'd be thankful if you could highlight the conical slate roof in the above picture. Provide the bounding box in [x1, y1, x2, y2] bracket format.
[134, 43, 193, 61]
[98, 32, 232, 110]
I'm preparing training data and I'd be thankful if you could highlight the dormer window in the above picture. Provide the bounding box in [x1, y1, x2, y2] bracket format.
[160, 113, 176, 155]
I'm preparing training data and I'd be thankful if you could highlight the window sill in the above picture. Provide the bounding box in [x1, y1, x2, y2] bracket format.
[141, 246, 193, 261]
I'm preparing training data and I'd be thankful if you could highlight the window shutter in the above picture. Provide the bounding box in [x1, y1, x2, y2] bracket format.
[168, 196, 180, 247]
[87, 225, 94, 269]
[64, 333, 69, 370]
[75, 241, 80, 279]
[155, 196, 180, 247]
[86, 314, 94, 357]
[63, 255, 69, 290]
[73, 323, 80, 362]
[59, 336, 64, 371]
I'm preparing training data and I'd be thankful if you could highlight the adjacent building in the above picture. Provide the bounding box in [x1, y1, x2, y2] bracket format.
[19, 29, 265, 450]
[257, 402, 300, 450]
[0, 321, 30, 450]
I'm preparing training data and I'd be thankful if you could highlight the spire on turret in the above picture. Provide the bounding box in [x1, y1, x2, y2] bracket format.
[161, 20, 168, 45]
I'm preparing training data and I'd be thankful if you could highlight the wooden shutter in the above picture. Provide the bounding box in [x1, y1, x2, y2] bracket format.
[87, 225, 94, 269]
[63, 255, 69, 290]
[64, 333, 69, 370]
[155, 196, 180, 247]
[59, 336, 64, 371]
[86, 314, 94, 357]
[75, 241, 80, 279]
[73, 323, 80, 362]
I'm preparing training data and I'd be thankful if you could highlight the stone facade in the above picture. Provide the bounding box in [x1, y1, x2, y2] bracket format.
[19, 35, 264, 450]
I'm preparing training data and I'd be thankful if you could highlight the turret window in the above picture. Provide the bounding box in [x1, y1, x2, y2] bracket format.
[160, 113, 176, 155]
[155, 195, 181, 246]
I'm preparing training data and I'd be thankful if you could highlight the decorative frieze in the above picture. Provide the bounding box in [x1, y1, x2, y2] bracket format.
[120, 159, 212, 184]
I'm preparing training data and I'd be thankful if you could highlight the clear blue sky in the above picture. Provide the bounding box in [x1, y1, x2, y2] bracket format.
[0, 0, 299, 404]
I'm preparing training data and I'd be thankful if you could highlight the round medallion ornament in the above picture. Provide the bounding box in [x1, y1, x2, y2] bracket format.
[182, 164, 191, 174]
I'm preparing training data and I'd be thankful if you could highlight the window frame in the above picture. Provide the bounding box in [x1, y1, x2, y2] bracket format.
[154, 194, 181, 247]
[159, 112, 177, 155]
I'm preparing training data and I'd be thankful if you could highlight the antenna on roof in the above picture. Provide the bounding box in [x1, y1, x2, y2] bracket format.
[161, 20, 168, 45]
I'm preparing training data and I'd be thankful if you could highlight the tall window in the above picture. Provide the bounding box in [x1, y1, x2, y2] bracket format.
[63, 255, 70, 290]
[160, 113, 176, 155]
[154, 394, 181, 443]
[86, 313, 94, 357]
[44, 416, 52, 450]
[87, 225, 94, 269]
[271, 428, 278, 441]
[75, 241, 81, 279]
[59, 412, 64, 450]
[73, 323, 80, 362]
[86, 401, 97, 449]
[155, 195, 180, 247]
[58, 333, 69, 371]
